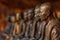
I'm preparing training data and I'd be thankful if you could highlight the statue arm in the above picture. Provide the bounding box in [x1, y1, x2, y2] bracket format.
[51, 26, 60, 40]
[1, 26, 11, 40]
[20, 23, 26, 36]
[2, 26, 11, 37]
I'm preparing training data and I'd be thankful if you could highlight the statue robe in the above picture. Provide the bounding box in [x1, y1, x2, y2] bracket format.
[44, 19, 60, 40]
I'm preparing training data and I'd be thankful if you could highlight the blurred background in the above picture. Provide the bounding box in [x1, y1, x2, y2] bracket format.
[0, 0, 60, 34]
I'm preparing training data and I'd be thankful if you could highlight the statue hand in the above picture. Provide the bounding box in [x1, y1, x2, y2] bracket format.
[6, 35, 10, 40]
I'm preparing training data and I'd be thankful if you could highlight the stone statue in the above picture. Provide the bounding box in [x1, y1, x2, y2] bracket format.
[44, 8, 60, 40]
[13, 12, 26, 40]
[38, 2, 52, 40]
[38, 2, 60, 40]
[34, 4, 42, 40]
[1, 14, 16, 40]
[21, 11, 28, 40]
[27, 8, 35, 40]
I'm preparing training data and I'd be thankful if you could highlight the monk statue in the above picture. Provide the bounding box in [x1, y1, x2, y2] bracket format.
[37, 2, 60, 40]
[27, 9, 35, 40]
[38, 2, 52, 40]
[45, 8, 60, 40]
[13, 12, 26, 40]
[21, 11, 28, 40]
[1, 14, 16, 40]
[34, 4, 42, 40]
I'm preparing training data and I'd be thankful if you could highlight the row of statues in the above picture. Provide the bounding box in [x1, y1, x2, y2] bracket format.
[1, 2, 60, 40]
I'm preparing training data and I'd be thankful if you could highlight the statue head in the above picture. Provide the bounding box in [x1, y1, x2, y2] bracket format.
[8, 14, 16, 23]
[27, 8, 34, 20]
[24, 11, 28, 20]
[34, 5, 40, 18]
[39, 2, 51, 20]
[16, 12, 22, 21]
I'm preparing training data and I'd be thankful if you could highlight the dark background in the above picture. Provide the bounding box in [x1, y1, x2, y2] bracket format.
[0, 0, 60, 12]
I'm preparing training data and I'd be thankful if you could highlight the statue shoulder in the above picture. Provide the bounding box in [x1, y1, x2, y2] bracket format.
[46, 19, 59, 29]
[44, 19, 60, 40]
[51, 25, 60, 40]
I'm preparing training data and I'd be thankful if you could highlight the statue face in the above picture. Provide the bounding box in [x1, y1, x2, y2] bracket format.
[16, 13, 20, 20]
[11, 16, 15, 23]
[16, 13, 21, 20]
[24, 12, 28, 20]
[28, 9, 33, 20]
[39, 3, 50, 20]
[34, 8, 40, 19]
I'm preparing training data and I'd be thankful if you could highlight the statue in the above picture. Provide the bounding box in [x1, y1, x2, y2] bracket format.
[13, 12, 26, 40]
[1, 14, 16, 40]
[34, 4, 42, 40]
[44, 8, 60, 40]
[21, 11, 28, 40]
[27, 8, 35, 40]
[38, 2, 60, 40]
[38, 3, 51, 40]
